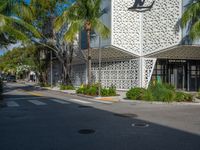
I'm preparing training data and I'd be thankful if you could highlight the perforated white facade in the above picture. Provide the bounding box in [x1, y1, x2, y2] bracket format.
[70, 0, 200, 90]
[111, 0, 182, 56]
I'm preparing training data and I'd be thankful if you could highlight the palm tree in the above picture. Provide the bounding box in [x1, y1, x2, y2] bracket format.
[181, 0, 200, 40]
[54, 0, 110, 85]
[0, 0, 40, 46]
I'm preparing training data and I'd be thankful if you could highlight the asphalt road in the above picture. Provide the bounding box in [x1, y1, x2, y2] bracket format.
[0, 83, 200, 150]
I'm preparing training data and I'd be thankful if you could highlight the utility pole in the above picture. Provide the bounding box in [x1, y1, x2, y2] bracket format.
[98, 35, 101, 97]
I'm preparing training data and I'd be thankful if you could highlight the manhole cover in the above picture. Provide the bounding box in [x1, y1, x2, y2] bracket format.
[114, 113, 138, 118]
[78, 129, 95, 134]
[78, 105, 93, 108]
[132, 123, 149, 128]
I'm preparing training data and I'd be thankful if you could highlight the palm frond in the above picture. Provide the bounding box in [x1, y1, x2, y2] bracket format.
[190, 20, 200, 39]
[54, 11, 68, 32]
[181, 1, 200, 28]
[63, 20, 83, 43]
[2, 25, 29, 41]
[92, 18, 110, 39]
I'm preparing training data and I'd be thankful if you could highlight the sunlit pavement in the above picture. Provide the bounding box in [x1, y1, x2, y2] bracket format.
[0, 83, 200, 150]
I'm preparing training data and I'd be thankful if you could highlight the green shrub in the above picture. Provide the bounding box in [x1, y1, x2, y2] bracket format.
[126, 88, 147, 100]
[101, 88, 109, 96]
[163, 83, 175, 91]
[143, 90, 153, 101]
[148, 82, 175, 102]
[175, 92, 186, 102]
[184, 93, 193, 102]
[87, 86, 98, 96]
[76, 87, 84, 94]
[108, 86, 117, 96]
[60, 85, 75, 90]
[175, 92, 193, 102]
[76, 84, 116, 96]
[127, 82, 193, 102]
[76, 84, 98, 95]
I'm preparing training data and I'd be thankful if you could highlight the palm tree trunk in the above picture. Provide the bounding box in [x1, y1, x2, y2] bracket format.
[87, 30, 92, 85]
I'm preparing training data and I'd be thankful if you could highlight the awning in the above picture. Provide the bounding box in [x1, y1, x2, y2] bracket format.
[147, 45, 200, 59]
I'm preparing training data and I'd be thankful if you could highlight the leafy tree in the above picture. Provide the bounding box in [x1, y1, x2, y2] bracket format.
[20, 0, 77, 85]
[0, 45, 52, 84]
[54, 0, 110, 85]
[0, 0, 40, 48]
[181, 0, 200, 40]
[0, 46, 36, 76]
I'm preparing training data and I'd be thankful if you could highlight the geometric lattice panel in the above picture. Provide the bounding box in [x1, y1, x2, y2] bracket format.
[111, 0, 182, 56]
[112, 0, 141, 55]
[142, 0, 181, 55]
[141, 58, 157, 88]
[91, 59, 140, 90]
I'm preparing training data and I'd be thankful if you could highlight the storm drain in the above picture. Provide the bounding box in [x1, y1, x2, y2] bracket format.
[114, 113, 138, 118]
[78, 105, 93, 108]
[132, 123, 149, 128]
[78, 129, 95, 134]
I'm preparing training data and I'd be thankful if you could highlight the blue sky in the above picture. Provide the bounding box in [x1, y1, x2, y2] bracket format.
[0, 51, 5, 56]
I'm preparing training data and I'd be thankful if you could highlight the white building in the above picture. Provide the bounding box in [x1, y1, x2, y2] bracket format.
[65, 0, 200, 91]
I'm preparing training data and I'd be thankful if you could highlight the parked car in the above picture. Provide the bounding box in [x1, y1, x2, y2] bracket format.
[7, 75, 16, 82]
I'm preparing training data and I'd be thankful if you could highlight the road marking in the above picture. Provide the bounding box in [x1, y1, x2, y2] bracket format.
[27, 92, 43, 97]
[6, 101, 20, 107]
[69, 99, 91, 104]
[50, 99, 70, 104]
[17, 90, 43, 97]
[28, 100, 47, 106]
[6, 97, 41, 100]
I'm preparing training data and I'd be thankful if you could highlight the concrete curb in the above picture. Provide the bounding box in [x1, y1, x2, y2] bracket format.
[119, 99, 200, 105]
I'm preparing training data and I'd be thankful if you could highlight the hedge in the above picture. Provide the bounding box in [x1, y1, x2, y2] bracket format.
[76, 84, 116, 97]
[126, 83, 193, 102]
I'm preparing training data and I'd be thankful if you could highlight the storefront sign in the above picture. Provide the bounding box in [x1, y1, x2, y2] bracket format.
[168, 60, 186, 63]
[128, 0, 155, 12]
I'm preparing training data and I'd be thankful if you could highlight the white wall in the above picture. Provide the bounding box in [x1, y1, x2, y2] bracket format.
[111, 0, 182, 56]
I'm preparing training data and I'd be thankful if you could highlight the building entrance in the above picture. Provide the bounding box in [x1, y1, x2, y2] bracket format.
[152, 59, 200, 91]
[168, 63, 186, 90]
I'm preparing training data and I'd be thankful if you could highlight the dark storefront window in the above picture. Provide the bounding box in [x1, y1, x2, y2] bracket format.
[152, 59, 200, 91]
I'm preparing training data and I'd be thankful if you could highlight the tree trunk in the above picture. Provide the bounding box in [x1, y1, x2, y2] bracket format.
[87, 30, 91, 85]
[62, 61, 72, 85]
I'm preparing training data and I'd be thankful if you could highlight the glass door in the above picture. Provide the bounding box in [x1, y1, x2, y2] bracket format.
[169, 64, 186, 90]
